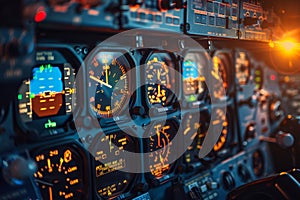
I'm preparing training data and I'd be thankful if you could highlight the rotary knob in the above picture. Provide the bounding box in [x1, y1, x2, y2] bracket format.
[2, 155, 37, 185]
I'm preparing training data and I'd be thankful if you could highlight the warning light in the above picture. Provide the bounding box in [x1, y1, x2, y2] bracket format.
[270, 74, 276, 81]
[34, 7, 47, 23]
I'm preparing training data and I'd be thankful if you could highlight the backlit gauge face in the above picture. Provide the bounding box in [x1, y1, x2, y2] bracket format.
[18, 62, 75, 123]
[254, 66, 263, 90]
[183, 52, 206, 102]
[145, 54, 175, 107]
[183, 113, 208, 164]
[212, 109, 230, 152]
[211, 54, 229, 99]
[146, 120, 178, 178]
[88, 51, 130, 118]
[236, 52, 250, 85]
[33, 144, 87, 200]
[93, 131, 136, 198]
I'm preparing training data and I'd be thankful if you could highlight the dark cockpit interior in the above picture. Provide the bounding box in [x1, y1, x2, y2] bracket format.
[1, 0, 300, 199]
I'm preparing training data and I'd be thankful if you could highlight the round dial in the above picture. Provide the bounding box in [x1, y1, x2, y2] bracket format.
[212, 109, 230, 152]
[92, 131, 137, 199]
[183, 113, 207, 165]
[211, 54, 229, 99]
[88, 51, 130, 118]
[182, 53, 206, 102]
[235, 52, 250, 86]
[146, 120, 178, 178]
[145, 54, 174, 107]
[33, 144, 87, 200]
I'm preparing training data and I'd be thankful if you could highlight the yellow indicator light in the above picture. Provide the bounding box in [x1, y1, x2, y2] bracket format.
[269, 40, 275, 48]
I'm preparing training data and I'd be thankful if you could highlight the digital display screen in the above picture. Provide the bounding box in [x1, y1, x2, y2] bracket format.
[182, 52, 206, 103]
[18, 63, 75, 125]
[30, 64, 64, 118]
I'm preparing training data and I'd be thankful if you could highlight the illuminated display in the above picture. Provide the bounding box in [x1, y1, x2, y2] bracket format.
[31, 64, 63, 117]
[145, 120, 179, 178]
[182, 52, 206, 103]
[145, 53, 176, 107]
[183, 113, 208, 165]
[33, 145, 87, 200]
[235, 52, 250, 86]
[18, 63, 75, 123]
[211, 54, 229, 99]
[88, 51, 130, 118]
[182, 109, 230, 164]
[93, 131, 136, 198]
[212, 108, 230, 152]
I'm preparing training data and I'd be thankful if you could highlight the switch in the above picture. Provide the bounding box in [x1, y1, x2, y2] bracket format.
[206, 181, 219, 190]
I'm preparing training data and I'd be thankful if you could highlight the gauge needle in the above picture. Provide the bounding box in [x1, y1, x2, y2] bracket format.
[159, 154, 165, 166]
[90, 75, 112, 88]
[47, 158, 52, 173]
[157, 85, 162, 97]
[58, 157, 63, 172]
[49, 186, 53, 200]
[157, 69, 160, 80]
[35, 179, 53, 186]
[109, 135, 113, 153]
[105, 66, 109, 84]
[157, 131, 161, 147]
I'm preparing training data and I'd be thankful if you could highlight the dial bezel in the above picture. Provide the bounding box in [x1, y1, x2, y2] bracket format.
[31, 141, 90, 200]
[15, 44, 81, 139]
[142, 50, 179, 109]
[87, 49, 134, 119]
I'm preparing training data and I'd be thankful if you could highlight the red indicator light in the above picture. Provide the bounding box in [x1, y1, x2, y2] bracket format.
[270, 74, 276, 81]
[34, 9, 47, 23]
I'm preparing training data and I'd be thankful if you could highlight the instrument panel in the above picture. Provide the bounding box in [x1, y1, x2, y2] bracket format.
[0, 39, 280, 200]
[0, 29, 294, 200]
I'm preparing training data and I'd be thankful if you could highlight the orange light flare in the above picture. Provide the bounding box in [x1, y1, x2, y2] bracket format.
[268, 37, 300, 74]
[269, 39, 300, 56]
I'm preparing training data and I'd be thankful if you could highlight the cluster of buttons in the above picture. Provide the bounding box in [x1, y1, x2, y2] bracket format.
[187, 175, 220, 200]
[130, 11, 180, 25]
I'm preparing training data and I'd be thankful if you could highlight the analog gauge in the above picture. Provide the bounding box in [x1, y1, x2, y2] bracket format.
[33, 144, 88, 200]
[17, 50, 77, 134]
[182, 112, 209, 166]
[235, 51, 250, 86]
[254, 66, 263, 90]
[88, 51, 130, 118]
[182, 52, 206, 103]
[212, 109, 230, 152]
[92, 131, 137, 199]
[145, 53, 175, 107]
[211, 53, 230, 99]
[145, 120, 179, 178]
